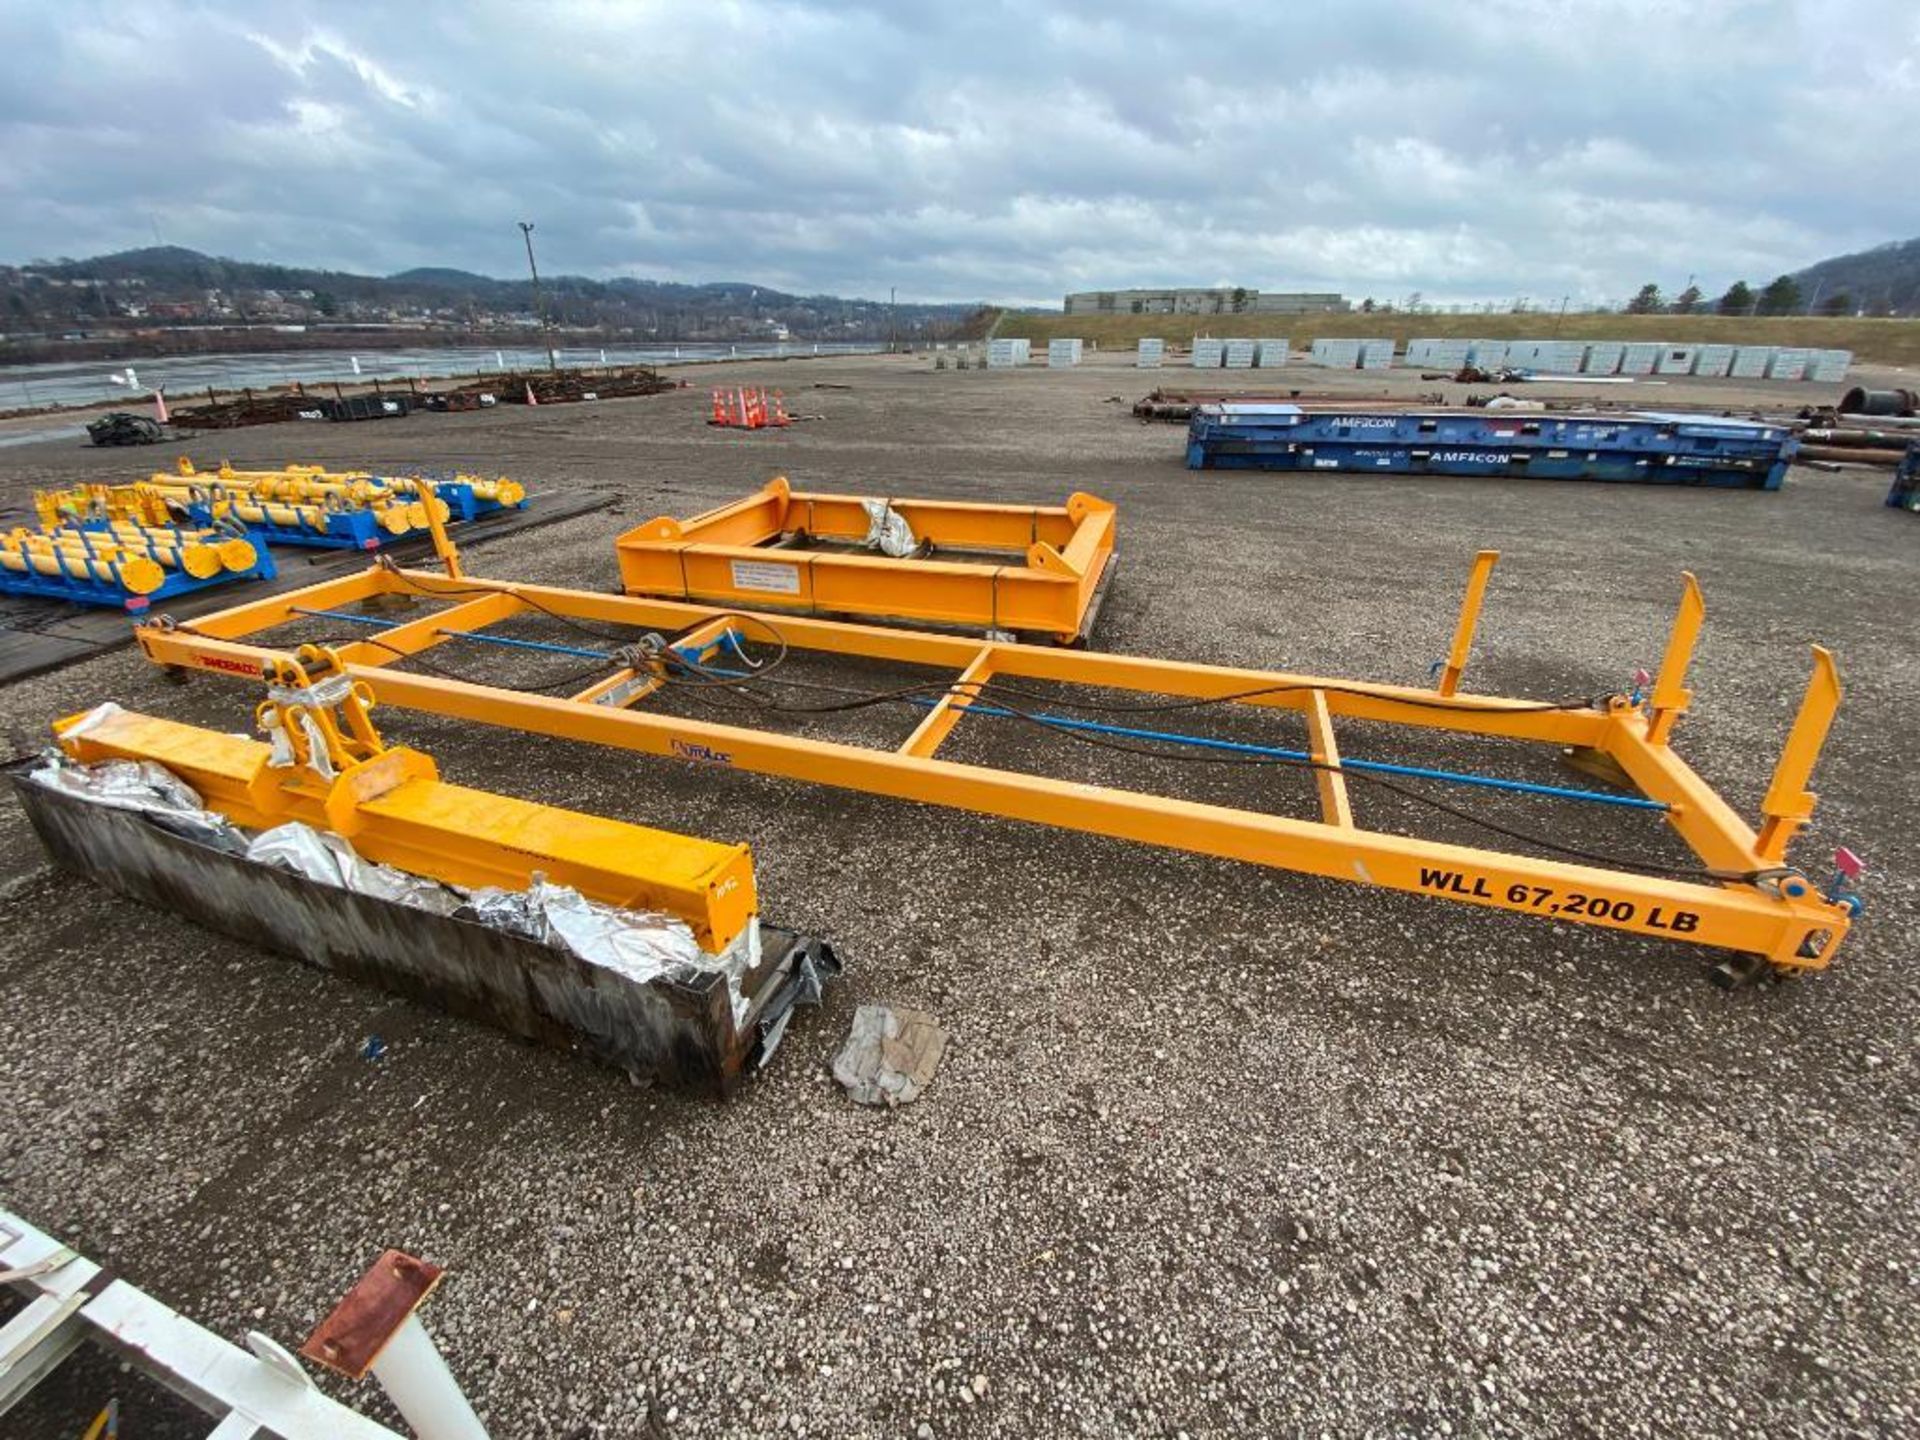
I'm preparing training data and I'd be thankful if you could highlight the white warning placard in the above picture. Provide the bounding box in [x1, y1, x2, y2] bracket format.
[729, 559, 802, 595]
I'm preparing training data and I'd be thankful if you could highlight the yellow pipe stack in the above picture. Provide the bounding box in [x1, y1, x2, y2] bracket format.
[156, 459, 493, 539]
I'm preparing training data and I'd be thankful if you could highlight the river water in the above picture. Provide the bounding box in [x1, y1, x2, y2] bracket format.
[0, 340, 883, 414]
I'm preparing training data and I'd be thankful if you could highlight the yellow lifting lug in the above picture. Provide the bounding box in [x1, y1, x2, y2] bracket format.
[255, 643, 418, 831]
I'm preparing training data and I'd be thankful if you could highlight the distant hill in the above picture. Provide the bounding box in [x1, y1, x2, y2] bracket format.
[5, 246, 985, 342]
[1791, 237, 1920, 315]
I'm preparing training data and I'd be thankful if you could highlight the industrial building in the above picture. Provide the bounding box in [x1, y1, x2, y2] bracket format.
[1064, 287, 1349, 316]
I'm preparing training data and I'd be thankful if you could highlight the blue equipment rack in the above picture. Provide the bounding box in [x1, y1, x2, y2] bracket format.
[0, 524, 278, 612]
[168, 477, 527, 551]
[1186, 406, 1798, 489]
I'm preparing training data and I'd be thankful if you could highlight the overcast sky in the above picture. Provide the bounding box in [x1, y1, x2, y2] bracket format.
[1, 0, 1911, 307]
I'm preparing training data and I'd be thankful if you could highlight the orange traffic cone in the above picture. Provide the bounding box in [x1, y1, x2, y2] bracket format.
[153, 389, 169, 424]
[525, 381, 539, 406]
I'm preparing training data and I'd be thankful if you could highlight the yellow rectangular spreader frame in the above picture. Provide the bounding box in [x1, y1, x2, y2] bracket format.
[132, 557, 1854, 971]
[52, 706, 756, 953]
[614, 476, 1117, 643]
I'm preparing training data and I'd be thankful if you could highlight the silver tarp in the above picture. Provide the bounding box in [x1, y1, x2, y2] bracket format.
[245, 821, 462, 915]
[462, 878, 756, 1021]
[28, 748, 241, 852]
[861, 498, 918, 558]
[33, 755, 751, 1012]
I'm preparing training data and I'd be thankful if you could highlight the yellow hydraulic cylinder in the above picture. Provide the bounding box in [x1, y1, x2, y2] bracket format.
[214, 496, 331, 533]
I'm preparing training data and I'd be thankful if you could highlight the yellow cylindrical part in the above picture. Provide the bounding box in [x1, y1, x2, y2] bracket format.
[0, 542, 165, 595]
[456, 475, 525, 506]
[215, 536, 261, 572]
[225, 497, 329, 532]
[99, 523, 225, 578]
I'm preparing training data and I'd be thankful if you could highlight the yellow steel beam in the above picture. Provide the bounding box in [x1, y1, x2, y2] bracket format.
[616, 481, 1115, 641]
[1438, 549, 1498, 697]
[411, 476, 463, 579]
[1303, 688, 1353, 828]
[162, 564, 1616, 744]
[898, 644, 996, 758]
[333, 592, 525, 669]
[53, 704, 756, 952]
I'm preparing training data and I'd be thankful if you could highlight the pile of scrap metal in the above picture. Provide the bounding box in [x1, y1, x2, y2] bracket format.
[12, 646, 837, 1091]
[167, 386, 329, 431]
[1789, 395, 1920, 469]
[1839, 386, 1919, 418]
[1131, 386, 1407, 423]
[135, 459, 527, 549]
[3, 494, 274, 610]
[1186, 404, 1799, 488]
[84, 410, 168, 446]
[428, 365, 679, 408]
[161, 381, 415, 432]
[1797, 425, 1919, 468]
[1449, 364, 1534, 384]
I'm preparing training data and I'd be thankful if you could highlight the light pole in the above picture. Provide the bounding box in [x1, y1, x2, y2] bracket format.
[519, 221, 558, 372]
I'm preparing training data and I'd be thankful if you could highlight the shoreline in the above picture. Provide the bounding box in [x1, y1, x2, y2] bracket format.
[0, 344, 888, 421]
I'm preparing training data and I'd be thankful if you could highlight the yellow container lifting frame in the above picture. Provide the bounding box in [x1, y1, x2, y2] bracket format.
[615, 476, 1117, 644]
[131, 552, 1855, 975]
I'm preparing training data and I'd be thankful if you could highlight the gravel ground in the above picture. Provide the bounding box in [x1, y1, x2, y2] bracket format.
[0, 352, 1915, 1438]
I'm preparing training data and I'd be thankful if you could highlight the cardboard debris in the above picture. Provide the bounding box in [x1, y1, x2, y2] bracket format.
[833, 1004, 947, 1107]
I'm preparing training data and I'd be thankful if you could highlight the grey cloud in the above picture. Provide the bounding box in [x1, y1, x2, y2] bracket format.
[0, 0, 1911, 304]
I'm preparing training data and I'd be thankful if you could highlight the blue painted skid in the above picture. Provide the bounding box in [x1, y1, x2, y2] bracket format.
[1186, 406, 1797, 489]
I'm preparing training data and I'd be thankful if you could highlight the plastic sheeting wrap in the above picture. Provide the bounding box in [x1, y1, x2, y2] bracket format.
[262, 674, 357, 779]
[861, 499, 918, 558]
[28, 748, 242, 853]
[35, 756, 751, 1008]
[246, 822, 461, 915]
[14, 753, 839, 1090]
[466, 879, 759, 1025]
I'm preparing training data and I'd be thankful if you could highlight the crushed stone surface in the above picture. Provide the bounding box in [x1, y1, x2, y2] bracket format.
[0, 352, 1914, 1438]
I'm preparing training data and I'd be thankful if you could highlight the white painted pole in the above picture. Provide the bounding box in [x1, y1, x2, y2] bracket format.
[368, 1315, 489, 1440]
